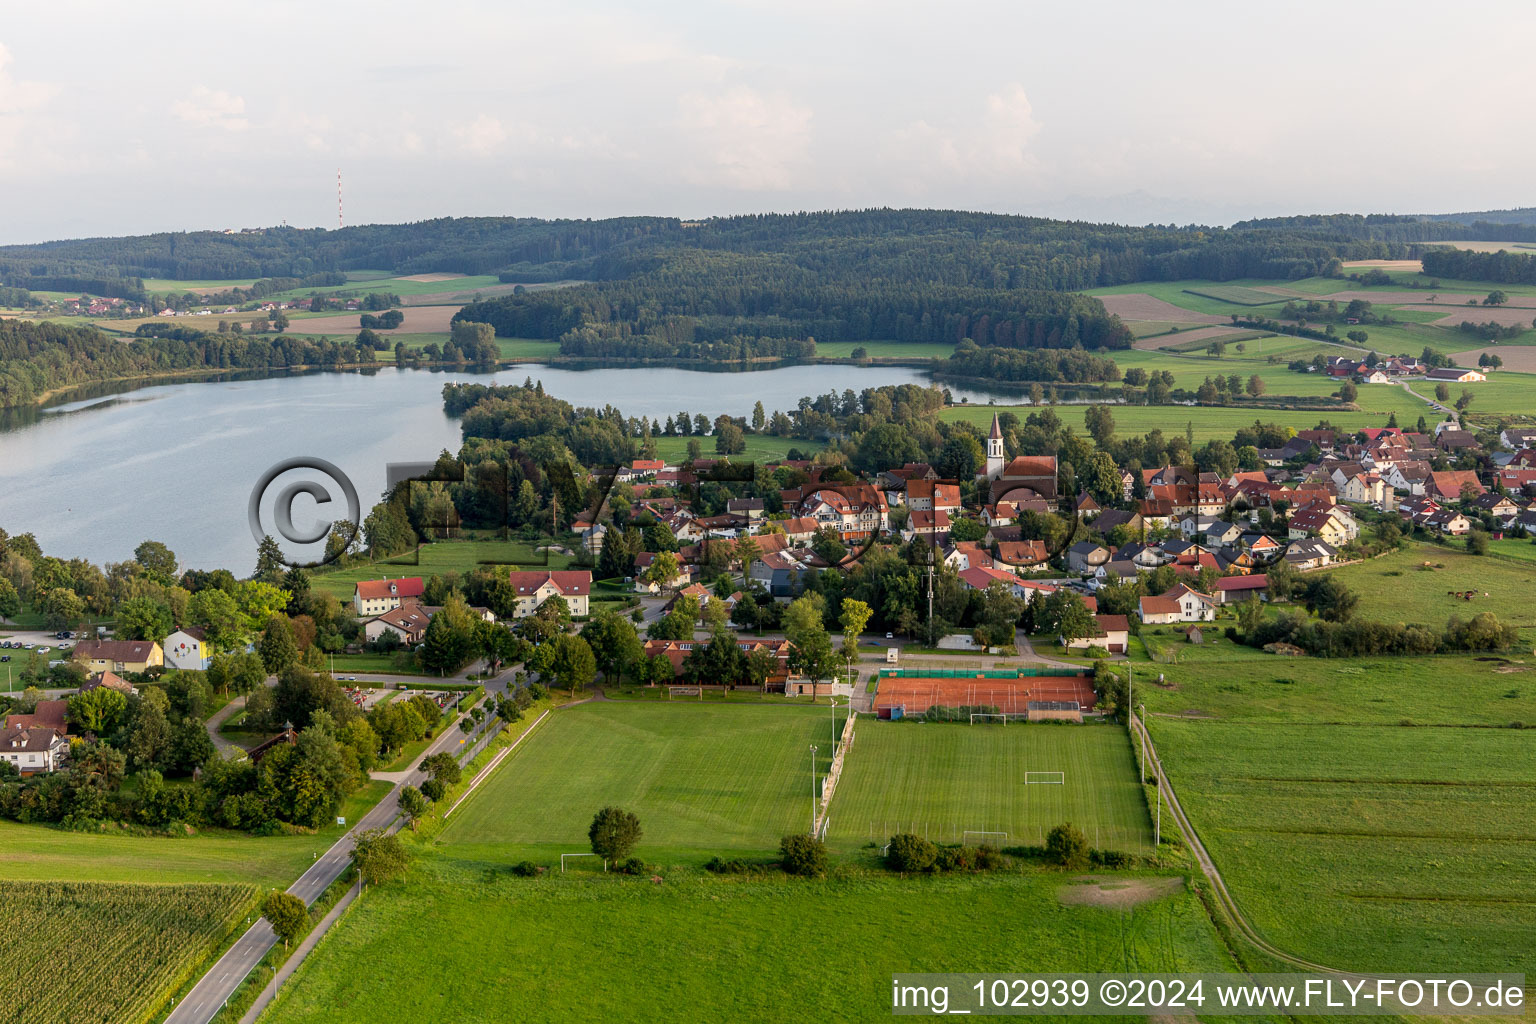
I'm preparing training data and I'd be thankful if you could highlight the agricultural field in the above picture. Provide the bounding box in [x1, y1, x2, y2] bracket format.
[261, 863, 1241, 1024]
[1179, 285, 1290, 307]
[941, 401, 1424, 444]
[1149, 718, 1536, 974]
[1324, 542, 1536, 639]
[813, 340, 958, 359]
[308, 539, 576, 602]
[826, 721, 1153, 854]
[651, 433, 823, 463]
[441, 702, 839, 859]
[0, 786, 392, 887]
[0, 880, 255, 1024]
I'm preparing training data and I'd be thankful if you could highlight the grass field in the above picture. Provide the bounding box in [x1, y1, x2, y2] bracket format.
[308, 539, 575, 601]
[1150, 719, 1536, 973]
[441, 703, 839, 859]
[1180, 285, 1289, 307]
[813, 340, 956, 359]
[826, 720, 1153, 854]
[940, 401, 1424, 444]
[261, 864, 1240, 1024]
[0, 816, 370, 887]
[1324, 542, 1536, 636]
[1, 880, 255, 1024]
[651, 433, 824, 463]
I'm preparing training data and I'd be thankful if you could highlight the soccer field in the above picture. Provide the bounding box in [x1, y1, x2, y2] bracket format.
[826, 721, 1153, 853]
[440, 702, 837, 857]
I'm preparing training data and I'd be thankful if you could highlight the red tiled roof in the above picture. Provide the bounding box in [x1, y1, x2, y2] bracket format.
[354, 577, 425, 601]
[508, 570, 591, 596]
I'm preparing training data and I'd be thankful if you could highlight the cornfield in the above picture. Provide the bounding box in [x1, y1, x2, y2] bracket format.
[0, 880, 256, 1024]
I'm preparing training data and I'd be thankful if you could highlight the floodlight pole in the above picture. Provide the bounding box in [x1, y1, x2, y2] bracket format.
[809, 744, 818, 834]
[1139, 702, 1146, 783]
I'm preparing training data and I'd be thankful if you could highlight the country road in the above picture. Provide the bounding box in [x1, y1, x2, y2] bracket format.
[164, 679, 511, 1024]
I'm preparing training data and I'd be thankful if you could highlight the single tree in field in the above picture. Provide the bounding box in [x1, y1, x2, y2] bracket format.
[263, 891, 308, 948]
[589, 806, 642, 863]
[399, 785, 428, 829]
[351, 829, 408, 885]
[1045, 823, 1089, 869]
[838, 598, 874, 689]
[1246, 374, 1265, 398]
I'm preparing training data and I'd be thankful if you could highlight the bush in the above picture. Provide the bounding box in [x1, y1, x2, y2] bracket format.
[614, 857, 652, 875]
[704, 856, 771, 875]
[509, 860, 541, 877]
[1089, 848, 1133, 868]
[935, 846, 972, 872]
[885, 832, 938, 873]
[779, 834, 828, 877]
[973, 845, 1005, 871]
[1045, 823, 1089, 869]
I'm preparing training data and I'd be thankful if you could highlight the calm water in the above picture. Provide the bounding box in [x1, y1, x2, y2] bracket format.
[0, 363, 1021, 570]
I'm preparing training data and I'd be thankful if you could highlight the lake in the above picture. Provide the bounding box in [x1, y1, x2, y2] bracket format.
[0, 363, 1029, 571]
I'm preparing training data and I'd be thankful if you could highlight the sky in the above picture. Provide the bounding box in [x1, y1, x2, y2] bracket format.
[2, 0, 1534, 243]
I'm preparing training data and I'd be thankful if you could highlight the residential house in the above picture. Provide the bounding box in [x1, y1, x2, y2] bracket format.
[1138, 584, 1216, 624]
[958, 565, 1031, 599]
[1436, 429, 1478, 454]
[902, 509, 952, 545]
[1471, 492, 1521, 520]
[1283, 538, 1338, 570]
[0, 724, 68, 775]
[1499, 427, 1536, 450]
[749, 551, 807, 598]
[1063, 614, 1129, 654]
[1424, 509, 1472, 536]
[632, 552, 690, 594]
[72, 640, 163, 676]
[1288, 505, 1358, 546]
[163, 627, 211, 671]
[726, 498, 765, 522]
[942, 542, 993, 572]
[994, 540, 1049, 569]
[353, 577, 425, 616]
[364, 603, 433, 645]
[505, 570, 592, 618]
[1088, 509, 1143, 540]
[799, 484, 889, 541]
[79, 671, 137, 697]
[1428, 470, 1484, 501]
[906, 480, 962, 513]
[1067, 541, 1111, 574]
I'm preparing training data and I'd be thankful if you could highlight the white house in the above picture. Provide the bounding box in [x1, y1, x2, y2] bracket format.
[364, 604, 433, 645]
[1138, 584, 1216, 624]
[506, 570, 592, 618]
[163, 627, 211, 671]
[354, 577, 425, 616]
[0, 725, 68, 775]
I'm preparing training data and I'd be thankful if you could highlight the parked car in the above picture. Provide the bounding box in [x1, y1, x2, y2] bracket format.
[36, 646, 50, 653]
[0, 655, 9, 662]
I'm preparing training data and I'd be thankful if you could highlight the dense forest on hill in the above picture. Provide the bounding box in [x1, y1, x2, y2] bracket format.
[1234, 212, 1536, 243]
[0, 319, 387, 407]
[0, 207, 1465, 302]
[1421, 247, 1536, 285]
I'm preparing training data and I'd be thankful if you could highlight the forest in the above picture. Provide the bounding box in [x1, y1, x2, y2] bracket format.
[1421, 247, 1536, 285]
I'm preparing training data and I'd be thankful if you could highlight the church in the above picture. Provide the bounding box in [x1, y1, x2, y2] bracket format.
[979, 412, 1059, 504]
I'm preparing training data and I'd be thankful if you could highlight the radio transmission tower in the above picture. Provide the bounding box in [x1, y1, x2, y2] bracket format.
[337, 169, 343, 229]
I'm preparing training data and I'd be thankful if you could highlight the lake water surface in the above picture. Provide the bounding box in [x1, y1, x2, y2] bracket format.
[0, 363, 1025, 570]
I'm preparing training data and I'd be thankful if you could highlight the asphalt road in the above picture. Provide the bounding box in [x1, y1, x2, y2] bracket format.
[164, 686, 505, 1024]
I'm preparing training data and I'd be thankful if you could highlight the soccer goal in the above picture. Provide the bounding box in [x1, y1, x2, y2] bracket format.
[962, 830, 1009, 847]
[969, 713, 1007, 726]
[1025, 771, 1065, 785]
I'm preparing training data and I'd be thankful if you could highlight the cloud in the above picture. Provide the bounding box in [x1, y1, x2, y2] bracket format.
[678, 87, 812, 190]
[451, 114, 510, 156]
[0, 42, 59, 170]
[883, 82, 1043, 190]
[983, 83, 1041, 167]
[172, 85, 248, 131]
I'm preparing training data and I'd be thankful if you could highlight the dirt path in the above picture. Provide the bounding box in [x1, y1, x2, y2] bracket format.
[204, 697, 248, 757]
[1131, 713, 1348, 974]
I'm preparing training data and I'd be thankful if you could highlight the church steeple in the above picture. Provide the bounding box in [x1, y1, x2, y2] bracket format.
[984, 411, 1005, 480]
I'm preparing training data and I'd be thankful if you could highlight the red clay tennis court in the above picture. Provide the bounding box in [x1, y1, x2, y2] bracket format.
[873, 674, 1096, 716]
